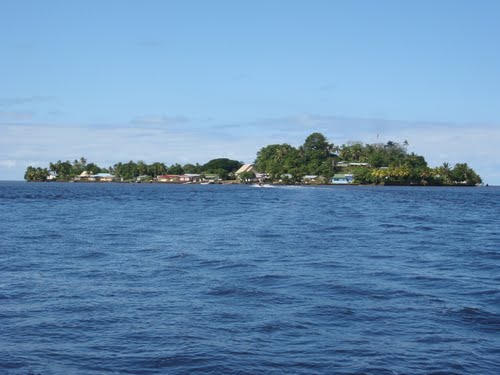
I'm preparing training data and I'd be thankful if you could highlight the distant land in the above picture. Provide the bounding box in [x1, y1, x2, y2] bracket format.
[24, 132, 482, 186]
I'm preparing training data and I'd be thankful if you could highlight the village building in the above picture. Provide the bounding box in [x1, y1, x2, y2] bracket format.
[90, 173, 115, 182]
[332, 173, 354, 184]
[157, 174, 180, 182]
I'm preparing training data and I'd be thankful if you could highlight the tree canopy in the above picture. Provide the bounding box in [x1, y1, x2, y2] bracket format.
[24, 133, 482, 186]
[254, 133, 482, 186]
[25, 157, 243, 182]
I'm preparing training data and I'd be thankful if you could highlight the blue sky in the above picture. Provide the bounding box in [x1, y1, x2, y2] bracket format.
[1, 0, 499, 183]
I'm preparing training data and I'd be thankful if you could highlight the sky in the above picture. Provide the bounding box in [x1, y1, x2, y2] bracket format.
[1, 0, 499, 183]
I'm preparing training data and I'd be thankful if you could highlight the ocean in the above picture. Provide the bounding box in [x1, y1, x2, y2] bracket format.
[1, 182, 499, 374]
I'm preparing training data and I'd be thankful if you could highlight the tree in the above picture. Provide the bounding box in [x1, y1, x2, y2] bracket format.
[451, 163, 482, 185]
[167, 163, 184, 175]
[300, 133, 334, 178]
[72, 157, 87, 175]
[255, 144, 300, 180]
[437, 162, 452, 185]
[350, 143, 364, 161]
[149, 162, 167, 177]
[182, 163, 200, 174]
[302, 132, 330, 155]
[137, 160, 149, 176]
[213, 168, 229, 180]
[238, 171, 255, 183]
[85, 163, 102, 175]
[202, 158, 242, 175]
[24, 166, 49, 181]
[113, 161, 139, 180]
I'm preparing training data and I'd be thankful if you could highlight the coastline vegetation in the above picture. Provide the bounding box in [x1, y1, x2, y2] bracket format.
[255, 133, 482, 185]
[24, 158, 243, 182]
[24, 132, 482, 186]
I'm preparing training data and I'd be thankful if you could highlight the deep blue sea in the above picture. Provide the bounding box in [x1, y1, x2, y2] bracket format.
[1, 182, 499, 374]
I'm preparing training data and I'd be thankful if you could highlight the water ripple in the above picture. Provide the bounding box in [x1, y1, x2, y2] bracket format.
[1, 183, 499, 374]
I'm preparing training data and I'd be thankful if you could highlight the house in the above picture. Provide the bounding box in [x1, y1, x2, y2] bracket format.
[279, 173, 295, 183]
[235, 164, 256, 176]
[74, 171, 91, 181]
[349, 162, 371, 167]
[179, 174, 201, 183]
[332, 173, 354, 184]
[302, 175, 319, 183]
[46, 172, 57, 181]
[235, 164, 259, 182]
[90, 173, 115, 182]
[202, 174, 220, 183]
[337, 162, 371, 168]
[157, 174, 180, 182]
[255, 172, 267, 179]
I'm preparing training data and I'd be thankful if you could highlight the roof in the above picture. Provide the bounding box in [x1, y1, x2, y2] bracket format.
[235, 164, 255, 174]
[93, 173, 114, 178]
[349, 162, 371, 166]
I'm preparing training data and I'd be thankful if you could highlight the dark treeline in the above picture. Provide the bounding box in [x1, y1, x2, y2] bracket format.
[25, 157, 242, 182]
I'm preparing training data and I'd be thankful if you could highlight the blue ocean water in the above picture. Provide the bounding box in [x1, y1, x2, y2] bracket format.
[0, 181, 499, 374]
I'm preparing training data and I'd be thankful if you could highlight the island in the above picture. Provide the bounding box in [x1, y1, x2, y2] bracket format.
[24, 132, 482, 186]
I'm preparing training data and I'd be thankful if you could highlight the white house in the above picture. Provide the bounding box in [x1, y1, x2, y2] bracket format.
[46, 172, 57, 181]
[332, 173, 354, 184]
[90, 173, 115, 182]
[302, 175, 319, 183]
[179, 174, 201, 183]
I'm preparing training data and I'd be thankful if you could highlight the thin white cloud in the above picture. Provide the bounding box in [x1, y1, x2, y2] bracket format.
[130, 115, 190, 126]
[0, 111, 35, 121]
[0, 159, 16, 168]
[1, 115, 499, 184]
[0, 96, 52, 107]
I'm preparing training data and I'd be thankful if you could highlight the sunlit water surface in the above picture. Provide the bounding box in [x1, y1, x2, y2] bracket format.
[1, 182, 499, 374]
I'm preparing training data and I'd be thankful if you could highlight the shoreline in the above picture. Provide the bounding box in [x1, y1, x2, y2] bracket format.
[20, 180, 485, 187]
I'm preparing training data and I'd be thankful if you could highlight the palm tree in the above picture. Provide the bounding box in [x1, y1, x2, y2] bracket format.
[439, 162, 452, 184]
[351, 144, 364, 161]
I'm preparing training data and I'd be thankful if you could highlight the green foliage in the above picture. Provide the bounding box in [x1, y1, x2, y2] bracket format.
[167, 163, 184, 175]
[212, 168, 229, 180]
[199, 158, 241, 180]
[302, 132, 331, 155]
[182, 163, 201, 174]
[238, 171, 256, 183]
[85, 163, 102, 175]
[23, 137, 483, 186]
[114, 161, 139, 180]
[255, 133, 482, 186]
[449, 163, 482, 185]
[255, 143, 302, 180]
[202, 158, 242, 176]
[24, 166, 49, 181]
[49, 160, 74, 179]
[148, 162, 167, 177]
[351, 167, 376, 184]
[255, 135, 335, 181]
